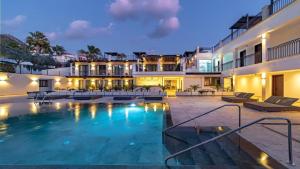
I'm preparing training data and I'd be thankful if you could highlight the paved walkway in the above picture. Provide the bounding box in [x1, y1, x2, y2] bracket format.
[165, 96, 300, 169]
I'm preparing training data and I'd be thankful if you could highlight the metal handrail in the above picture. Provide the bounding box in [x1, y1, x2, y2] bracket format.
[165, 117, 294, 166]
[163, 104, 241, 134]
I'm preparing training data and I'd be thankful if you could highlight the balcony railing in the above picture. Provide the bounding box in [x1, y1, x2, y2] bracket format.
[267, 38, 300, 61]
[213, 0, 296, 52]
[222, 61, 233, 71]
[235, 54, 255, 68]
[272, 0, 296, 14]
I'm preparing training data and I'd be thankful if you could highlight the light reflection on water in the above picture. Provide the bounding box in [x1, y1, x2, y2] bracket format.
[0, 102, 167, 165]
[0, 104, 10, 120]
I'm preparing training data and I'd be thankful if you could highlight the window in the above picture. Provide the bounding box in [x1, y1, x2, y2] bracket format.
[162, 64, 176, 71]
[204, 77, 220, 86]
[255, 43, 262, 64]
[79, 65, 89, 76]
[39, 80, 49, 87]
[96, 65, 106, 75]
[198, 60, 212, 72]
[145, 64, 157, 71]
[112, 65, 124, 75]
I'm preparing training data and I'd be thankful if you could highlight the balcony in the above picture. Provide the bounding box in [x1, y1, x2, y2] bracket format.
[213, 0, 296, 52]
[222, 61, 233, 71]
[267, 38, 300, 61]
[235, 54, 255, 68]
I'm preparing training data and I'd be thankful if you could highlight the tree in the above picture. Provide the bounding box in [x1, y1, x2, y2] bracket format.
[190, 84, 200, 92]
[87, 45, 101, 60]
[26, 31, 52, 54]
[41, 55, 57, 75]
[52, 45, 66, 56]
[144, 86, 151, 92]
[78, 45, 101, 61]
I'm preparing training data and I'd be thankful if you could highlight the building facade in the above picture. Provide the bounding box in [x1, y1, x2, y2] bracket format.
[66, 50, 222, 95]
[213, 0, 300, 102]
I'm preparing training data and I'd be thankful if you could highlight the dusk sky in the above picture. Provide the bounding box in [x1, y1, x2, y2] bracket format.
[1, 0, 269, 55]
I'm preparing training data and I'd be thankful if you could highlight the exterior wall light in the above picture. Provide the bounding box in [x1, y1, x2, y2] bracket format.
[0, 74, 8, 81]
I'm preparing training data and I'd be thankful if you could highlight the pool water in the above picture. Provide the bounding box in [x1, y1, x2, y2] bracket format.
[0, 102, 285, 168]
[0, 103, 169, 165]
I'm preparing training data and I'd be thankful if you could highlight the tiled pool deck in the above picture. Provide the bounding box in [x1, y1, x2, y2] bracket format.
[1, 95, 300, 168]
[165, 96, 300, 169]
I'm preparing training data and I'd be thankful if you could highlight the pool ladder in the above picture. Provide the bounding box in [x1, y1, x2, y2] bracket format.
[33, 92, 52, 105]
[163, 105, 295, 166]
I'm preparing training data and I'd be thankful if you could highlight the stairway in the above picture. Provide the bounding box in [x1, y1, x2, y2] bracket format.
[164, 126, 269, 169]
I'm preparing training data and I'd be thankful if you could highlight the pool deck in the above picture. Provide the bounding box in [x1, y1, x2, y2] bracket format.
[165, 96, 300, 169]
[1, 95, 300, 168]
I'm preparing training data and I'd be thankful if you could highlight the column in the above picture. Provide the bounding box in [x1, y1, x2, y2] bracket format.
[158, 58, 163, 71]
[261, 72, 267, 101]
[262, 33, 269, 62]
[107, 62, 112, 75]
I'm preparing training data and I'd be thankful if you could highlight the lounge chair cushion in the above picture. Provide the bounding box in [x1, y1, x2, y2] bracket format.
[243, 102, 300, 112]
[236, 93, 247, 98]
[242, 93, 254, 99]
[277, 97, 298, 106]
[222, 96, 257, 103]
[264, 96, 279, 104]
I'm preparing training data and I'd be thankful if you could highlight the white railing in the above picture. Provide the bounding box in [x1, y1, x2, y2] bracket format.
[267, 38, 300, 61]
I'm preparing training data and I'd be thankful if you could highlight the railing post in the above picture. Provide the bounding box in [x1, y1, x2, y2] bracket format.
[287, 119, 294, 165]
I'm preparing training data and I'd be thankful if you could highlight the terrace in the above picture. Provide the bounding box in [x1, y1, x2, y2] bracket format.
[213, 0, 297, 52]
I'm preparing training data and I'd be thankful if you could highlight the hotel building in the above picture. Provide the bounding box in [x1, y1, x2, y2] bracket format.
[212, 0, 300, 102]
[67, 49, 222, 95]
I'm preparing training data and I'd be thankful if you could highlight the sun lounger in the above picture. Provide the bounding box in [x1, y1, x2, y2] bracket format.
[144, 96, 163, 101]
[244, 96, 300, 112]
[72, 91, 102, 100]
[222, 92, 257, 103]
[113, 96, 134, 100]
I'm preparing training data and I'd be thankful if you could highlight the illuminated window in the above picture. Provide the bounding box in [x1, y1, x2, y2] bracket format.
[39, 80, 49, 87]
[204, 77, 220, 86]
[199, 60, 212, 72]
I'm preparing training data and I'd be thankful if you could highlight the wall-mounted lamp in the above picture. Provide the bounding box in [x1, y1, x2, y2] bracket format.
[0, 74, 8, 81]
[261, 72, 267, 79]
[55, 78, 61, 83]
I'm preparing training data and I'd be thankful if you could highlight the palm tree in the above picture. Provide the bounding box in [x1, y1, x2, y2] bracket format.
[52, 45, 66, 56]
[78, 45, 101, 61]
[190, 84, 200, 92]
[87, 45, 101, 60]
[26, 31, 52, 54]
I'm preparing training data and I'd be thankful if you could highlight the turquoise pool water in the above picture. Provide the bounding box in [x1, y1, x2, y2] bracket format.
[0, 103, 168, 165]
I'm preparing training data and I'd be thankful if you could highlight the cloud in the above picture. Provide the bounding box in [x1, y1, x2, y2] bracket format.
[1, 15, 26, 29]
[65, 20, 113, 39]
[45, 32, 60, 41]
[149, 17, 179, 38]
[46, 20, 113, 41]
[109, 0, 180, 38]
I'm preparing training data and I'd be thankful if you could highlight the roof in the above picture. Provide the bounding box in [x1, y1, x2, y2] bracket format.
[105, 52, 126, 57]
[230, 15, 262, 29]
[21, 62, 33, 66]
[134, 52, 182, 58]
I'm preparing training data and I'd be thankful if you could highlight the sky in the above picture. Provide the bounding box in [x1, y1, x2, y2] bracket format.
[1, 0, 269, 55]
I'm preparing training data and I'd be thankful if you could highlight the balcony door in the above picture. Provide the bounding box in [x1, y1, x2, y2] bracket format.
[272, 75, 284, 96]
[255, 43, 262, 64]
[240, 50, 246, 67]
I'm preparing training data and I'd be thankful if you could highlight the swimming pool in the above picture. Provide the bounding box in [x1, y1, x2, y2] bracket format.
[0, 103, 169, 165]
[0, 102, 286, 168]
